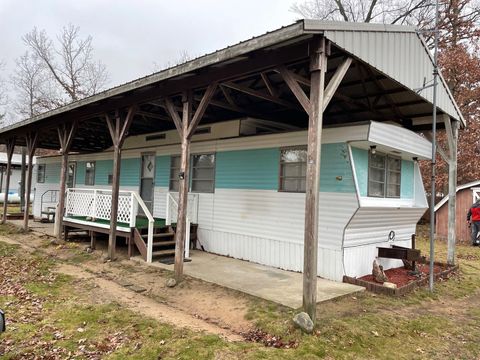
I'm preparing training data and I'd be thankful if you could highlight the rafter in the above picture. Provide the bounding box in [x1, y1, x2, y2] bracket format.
[223, 81, 298, 109]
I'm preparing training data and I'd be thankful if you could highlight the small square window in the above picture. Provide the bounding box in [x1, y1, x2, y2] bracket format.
[191, 154, 215, 193]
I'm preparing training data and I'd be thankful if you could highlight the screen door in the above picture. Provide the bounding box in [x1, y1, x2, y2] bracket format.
[140, 153, 155, 213]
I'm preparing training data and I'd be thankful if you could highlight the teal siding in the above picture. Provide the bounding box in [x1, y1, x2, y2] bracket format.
[401, 160, 414, 199]
[216, 148, 279, 190]
[44, 162, 61, 184]
[93, 159, 140, 187]
[214, 144, 355, 193]
[319, 143, 355, 193]
[120, 158, 140, 186]
[351, 147, 369, 196]
[155, 156, 170, 187]
[95, 160, 112, 185]
[76, 161, 86, 186]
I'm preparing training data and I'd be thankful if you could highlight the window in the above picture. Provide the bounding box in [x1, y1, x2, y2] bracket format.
[85, 161, 95, 186]
[169, 154, 216, 193]
[368, 151, 401, 198]
[279, 147, 307, 192]
[191, 154, 215, 193]
[37, 164, 45, 183]
[169, 155, 181, 191]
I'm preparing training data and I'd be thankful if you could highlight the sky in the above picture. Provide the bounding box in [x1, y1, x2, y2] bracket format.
[0, 0, 298, 120]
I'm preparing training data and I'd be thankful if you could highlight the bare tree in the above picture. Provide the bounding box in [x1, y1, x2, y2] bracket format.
[291, 0, 435, 25]
[0, 60, 7, 123]
[153, 49, 195, 72]
[11, 52, 58, 118]
[22, 24, 109, 105]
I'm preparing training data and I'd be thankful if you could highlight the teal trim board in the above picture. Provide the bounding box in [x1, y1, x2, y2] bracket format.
[216, 148, 279, 190]
[350, 147, 369, 196]
[319, 143, 355, 193]
[400, 160, 414, 199]
[155, 156, 170, 187]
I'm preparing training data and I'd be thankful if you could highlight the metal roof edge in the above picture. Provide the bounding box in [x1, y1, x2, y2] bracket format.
[303, 19, 416, 33]
[434, 180, 480, 212]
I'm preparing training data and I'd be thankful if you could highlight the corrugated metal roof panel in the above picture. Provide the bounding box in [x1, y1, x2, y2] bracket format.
[317, 27, 463, 124]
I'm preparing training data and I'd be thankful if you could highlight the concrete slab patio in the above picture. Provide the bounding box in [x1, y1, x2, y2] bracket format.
[134, 250, 364, 309]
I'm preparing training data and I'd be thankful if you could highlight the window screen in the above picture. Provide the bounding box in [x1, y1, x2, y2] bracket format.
[279, 147, 307, 192]
[191, 154, 215, 193]
[37, 164, 45, 183]
[85, 161, 95, 186]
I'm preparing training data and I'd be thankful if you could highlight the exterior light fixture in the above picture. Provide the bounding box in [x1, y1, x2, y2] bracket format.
[179, 172, 185, 180]
[370, 145, 377, 154]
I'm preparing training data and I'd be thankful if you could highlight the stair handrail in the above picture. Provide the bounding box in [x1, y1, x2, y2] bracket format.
[131, 191, 154, 263]
[166, 192, 198, 259]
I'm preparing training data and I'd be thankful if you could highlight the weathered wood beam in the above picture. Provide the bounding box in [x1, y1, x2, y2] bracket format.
[423, 131, 450, 163]
[220, 85, 236, 107]
[23, 132, 38, 232]
[174, 92, 192, 282]
[187, 83, 217, 138]
[303, 36, 328, 324]
[1, 138, 15, 224]
[136, 110, 170, 121]
[164, 98, 184, 136]
[260, 72, 278, 97]
[193, 95, 267, 119]
[105, 106, 137, 260]
[277, 65, 311, 113]
[446, 117, 459, 265]
[54, 121, 78, 238]
[323, 57, 352, 111]
[222, 81, 298, 109]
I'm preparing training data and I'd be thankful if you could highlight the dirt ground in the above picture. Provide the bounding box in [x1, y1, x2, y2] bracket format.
[0, 230, 253, 341]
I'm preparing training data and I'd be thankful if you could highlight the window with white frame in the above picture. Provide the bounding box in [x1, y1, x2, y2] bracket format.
[279, 147, 307, 192]
[85, 161, 95, 186]
[37, 164, 45, 183]
[191, 154, 215, 193]
[368, 151, 401, 198]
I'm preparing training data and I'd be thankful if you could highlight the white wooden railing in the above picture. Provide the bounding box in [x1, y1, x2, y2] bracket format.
[166, 192, 199, 259]
[65, 188, 154, 262]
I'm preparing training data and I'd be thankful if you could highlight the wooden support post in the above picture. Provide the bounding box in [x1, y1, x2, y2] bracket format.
[23, 132, 38, 231]
[303, 37, 328, 324]
[2, 138, 15, 224]
[174, 93, 192, 281]
[54, 122, 78, 238]
[446, 118, 459, 265]
[105, 106, 136, 260]
[165, 86, 215, 282]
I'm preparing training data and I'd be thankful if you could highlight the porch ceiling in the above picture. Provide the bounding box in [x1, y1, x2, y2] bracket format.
[0, 20, 462, 152]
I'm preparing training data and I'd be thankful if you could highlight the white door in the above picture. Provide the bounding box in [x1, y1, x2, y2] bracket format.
[140, 154, 155, 213]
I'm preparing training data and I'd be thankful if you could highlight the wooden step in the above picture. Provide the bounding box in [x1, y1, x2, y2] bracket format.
[152, 249, 176, 257]
[142, 232, 175, 240]
[152, 240, 175, 247]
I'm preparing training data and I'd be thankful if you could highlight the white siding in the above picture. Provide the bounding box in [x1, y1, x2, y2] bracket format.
[343, 238, 411, 278]
[344, 207, 424, 248]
